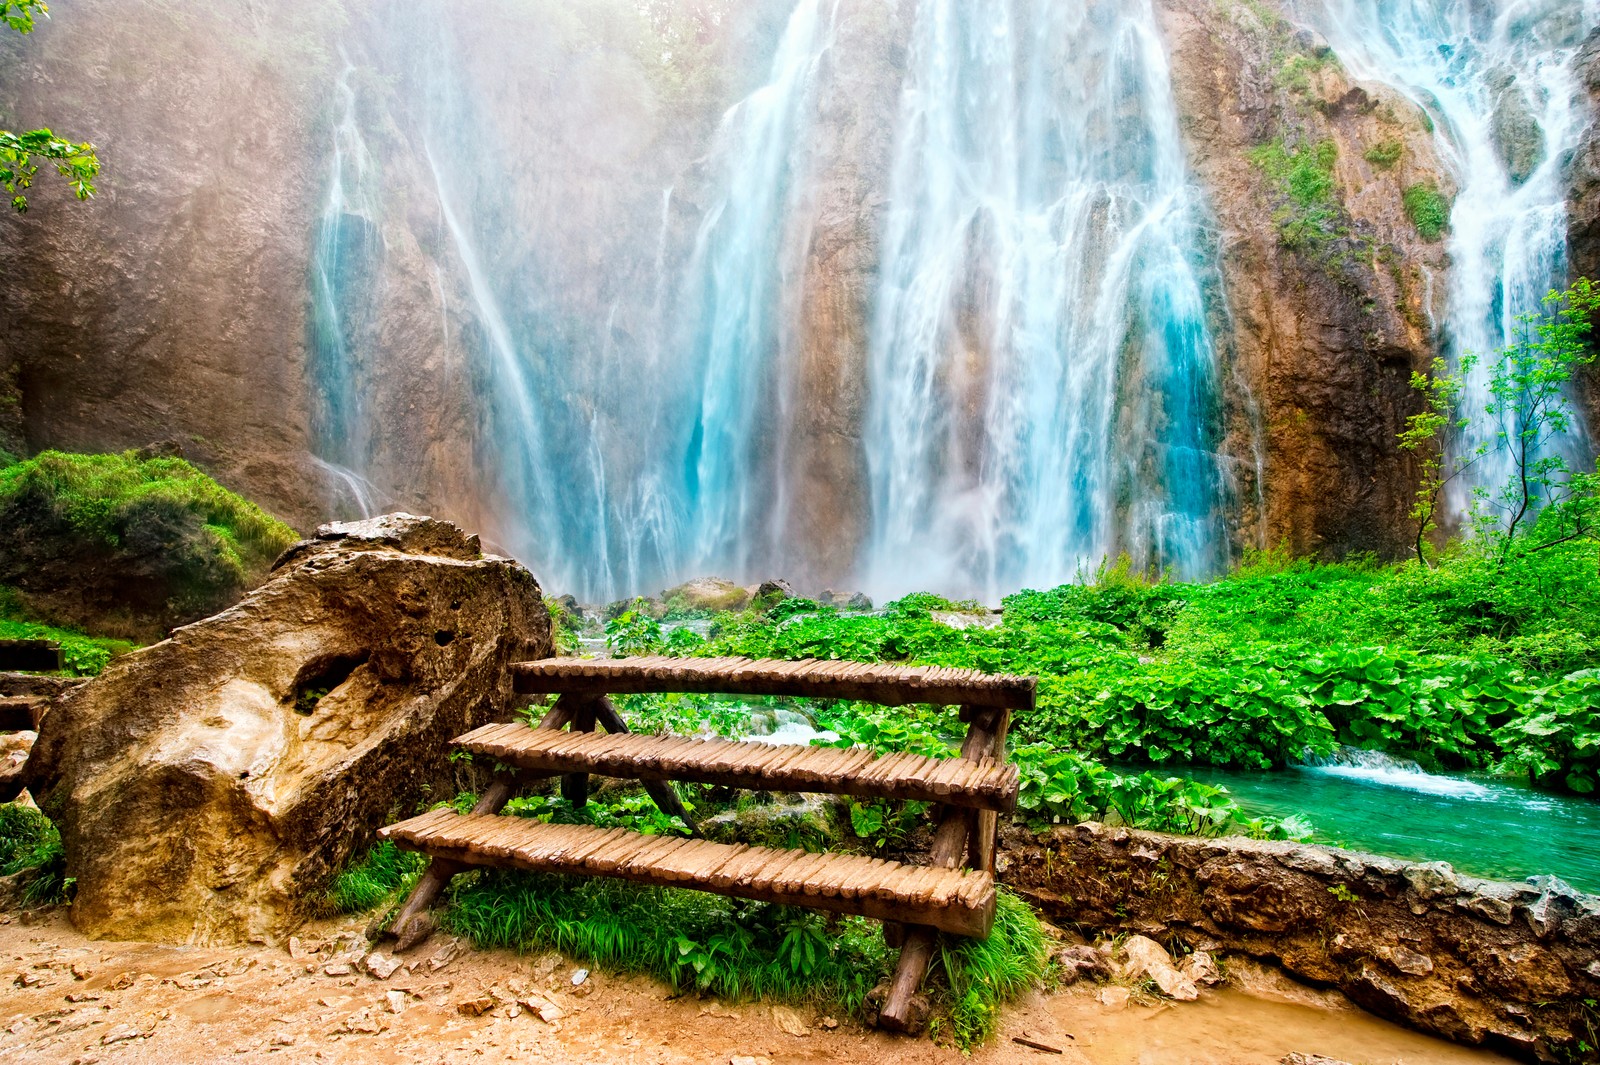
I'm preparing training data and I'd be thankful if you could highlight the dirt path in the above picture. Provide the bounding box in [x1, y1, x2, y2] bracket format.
[0, 910, 1520, 1065]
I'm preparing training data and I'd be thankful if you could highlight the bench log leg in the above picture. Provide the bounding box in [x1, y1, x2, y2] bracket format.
[377, 698, 576, 949]
[594, 696, 701, 838]
[559, 697, 600, 807]
[879, 707, 1005, 1032]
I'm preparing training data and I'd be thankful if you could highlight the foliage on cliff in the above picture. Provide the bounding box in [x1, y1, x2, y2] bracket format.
[0, 450, 297, 642]
[1, 1, 99, 212]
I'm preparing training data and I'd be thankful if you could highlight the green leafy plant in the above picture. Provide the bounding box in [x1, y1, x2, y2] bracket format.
[1403, 182, 1450, 241]
[1364, 139, 1403, 169]
[2, 1, 101, 213]
[322, 839, 426, 915]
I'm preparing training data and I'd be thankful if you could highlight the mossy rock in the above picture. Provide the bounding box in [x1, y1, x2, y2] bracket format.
[0, 450, 298, 641]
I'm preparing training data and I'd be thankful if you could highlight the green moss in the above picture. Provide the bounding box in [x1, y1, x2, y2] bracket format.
[0, 451, 298, 636]
[1364, 139, 1404, 169]
[1249, 139, 1349, 253]
[0, 594, 135, 675]
[1404, 182, 1451, 241]
[0, 450, 295, 571]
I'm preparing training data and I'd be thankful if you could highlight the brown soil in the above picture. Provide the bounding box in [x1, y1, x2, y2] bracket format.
[0, 910, 1519, 1065]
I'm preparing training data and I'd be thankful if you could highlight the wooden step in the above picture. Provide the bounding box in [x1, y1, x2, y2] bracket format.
[380, 809, 997, 938]
[513, 656, 1035, 711]
[456, 722, 1019, 813]
[0, 696, 46, 732]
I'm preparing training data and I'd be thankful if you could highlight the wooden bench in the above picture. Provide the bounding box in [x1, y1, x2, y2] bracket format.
[378, 655, 1035, 1032]
[0, 639, 62, 674]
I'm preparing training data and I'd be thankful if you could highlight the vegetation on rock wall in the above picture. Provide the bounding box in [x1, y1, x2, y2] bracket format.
[1403, 181, 1451, 241]
[0, 450, 298, 642]
[1, 1, 99, 212]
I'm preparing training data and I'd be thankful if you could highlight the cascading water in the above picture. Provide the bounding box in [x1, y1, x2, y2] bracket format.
[672, 0, 840, 577]
[308, 56, 381, 519]
[863, 0, 1233, 600]
[1290, 0, 1600, 516]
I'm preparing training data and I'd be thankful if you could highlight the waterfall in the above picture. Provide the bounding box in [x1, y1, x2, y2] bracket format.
[308, 56, 380, 518]
[862, 0, 1232, 601]
[1297, 745, 1493, 798]
[672, 0, 840, 578]
[1291, 0, 1600, 516]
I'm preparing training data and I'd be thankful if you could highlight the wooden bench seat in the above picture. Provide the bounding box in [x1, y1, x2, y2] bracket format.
[455, 722, 1019, 812]
[513, 655, 1036, 710]
[381, 808, 997, 938]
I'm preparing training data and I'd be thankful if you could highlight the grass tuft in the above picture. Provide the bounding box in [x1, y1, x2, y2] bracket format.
[321, 840, 426, 916]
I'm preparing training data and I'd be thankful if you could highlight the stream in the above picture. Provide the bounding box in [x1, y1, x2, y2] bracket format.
[1183, 750, 1600, 895]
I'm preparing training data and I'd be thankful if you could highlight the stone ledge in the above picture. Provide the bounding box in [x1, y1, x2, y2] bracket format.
[1001, 822, 1599, 1062]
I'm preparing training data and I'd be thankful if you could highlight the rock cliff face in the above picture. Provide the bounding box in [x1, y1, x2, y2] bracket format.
[0, 0, 342, 529]
[1157, 0, 1449, 559]
[1004, 822, 1600, 1062]
[0, 0, 1590, 589]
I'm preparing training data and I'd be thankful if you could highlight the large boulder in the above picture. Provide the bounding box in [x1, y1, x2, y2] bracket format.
[25, 514, 551, 944]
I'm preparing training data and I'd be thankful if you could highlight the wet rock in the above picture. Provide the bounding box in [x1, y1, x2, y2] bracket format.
[1381, 945, 1434, 977]
[1179, 949, 1223, 987]
[1097, 986, 1130, 1011]
[27, 515, 551, 944]
[1001, 822, 1600, 1057]
[755, 579, 795, 604]
[1055, 944, 1113, 985]
[661, 577, 750, 614]
[1120, 935, 1199, 1001]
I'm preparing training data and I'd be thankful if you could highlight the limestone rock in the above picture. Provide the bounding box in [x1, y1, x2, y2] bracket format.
[1055, 944, 1113, 985]
[27, 514, 551, 944]
[661, 577, 751, 614]
[1119, 935, 1200, 1001]
[1179, 949, 1223, 987]
[771, 1005, 809, 1037]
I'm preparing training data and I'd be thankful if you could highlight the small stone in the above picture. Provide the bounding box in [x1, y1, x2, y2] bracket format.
[570, 967, 589, 987]
[270, 1033, 296, 1047]
[772, 1005, 809, 1037]
[457, 996, 496, 1017]
[385, 990, 407, 1014]
[288, 937, 312, 961]
[525, 998, 564, 1023]
[428, 940, 463, 972]
[363, 952, 402, 980]
[70, 962, 93, 981]
[818, 1015, 839, 1030]
[1382, 945, 1434, 977]
[571, 981, 593, 998]
[1586, 960, 1600, 979]
[1119, 935, 1199, 1001]
[1179, 949, 1223, 987]
[1281, 1056, 1355, 1065]
[1097, 986, 1130, 1011]
[101, 1024, 146, 1045]
[13, 970, 43, 988]
[323, 963, 353, 977]
[338, 1006, 384, 1035]
[1056, 944, 1112, 985]
[106, 972, 136, 991]
[730, 1058, 774, 1065]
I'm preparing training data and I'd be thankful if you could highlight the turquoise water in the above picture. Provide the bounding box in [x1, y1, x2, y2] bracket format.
[1182, 761, 1600, 895]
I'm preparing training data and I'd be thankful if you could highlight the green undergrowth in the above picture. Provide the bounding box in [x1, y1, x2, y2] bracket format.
[441, 869, 1045, 1050]
[321, 839, 426, 917]
[609, 539, 1600, 798]
[0, 804, 71, 906]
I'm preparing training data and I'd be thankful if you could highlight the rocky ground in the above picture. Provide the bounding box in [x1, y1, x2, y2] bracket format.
[0, 908, 1521, 1065]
